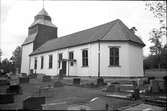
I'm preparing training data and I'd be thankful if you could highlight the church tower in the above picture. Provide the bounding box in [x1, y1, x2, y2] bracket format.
[21, 8, 57, 74]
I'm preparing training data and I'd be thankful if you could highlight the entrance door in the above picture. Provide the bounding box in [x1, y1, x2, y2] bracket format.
[62, 61, 66, 76]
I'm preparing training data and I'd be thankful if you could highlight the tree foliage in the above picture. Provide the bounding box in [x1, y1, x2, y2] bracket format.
[0, 48, 2, 63]
[145, 1, 167, 69]
[0, 58, 15, 74]
[149, 28, 163, 55]
[10, 46, 22, 73]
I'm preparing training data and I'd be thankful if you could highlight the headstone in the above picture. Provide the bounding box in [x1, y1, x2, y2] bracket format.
[29, 74, 37, 79]
[19, 77, 29, 83]
[54, 81, 64, 87]
[106, 84, 115, 92]
[23, 96, 45, 110]
[73, 78, 80, 85]
[37, 74, 45, 81]
[0, 77, 9, 86]
[150, 80, 160, 93]
[97, 77, 104, 86]
[9, 74, 19, 85]
[6, 84, 22, 94]
[0, 93, 14, 104]
[21, 73, 27, 77]
[42, 75, 51, 82]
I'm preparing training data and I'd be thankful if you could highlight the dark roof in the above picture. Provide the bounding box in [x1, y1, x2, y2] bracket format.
[30, 19, 145, 56]
[23, 33, 37, 45]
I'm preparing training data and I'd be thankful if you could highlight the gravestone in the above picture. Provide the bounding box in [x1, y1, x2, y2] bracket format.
[0, 93, 14, 104]
[150, 80, 160, 93]
[97, 77, 104, 86]
[19, 77, 29, 83]
[54, 81, 64, 87]
[73, 78, 80, 85]
[23, 96, 46, 110]
[29, 74, 37, 79]
[9, 74, 19, 85]
[6, 84, 22, 94]
[42, 76, 51, 82]
[105, 84, 115, 92]
[37, 74, 45, 81]
[21, 73, 27, 77]
[0, 77, 9, 86]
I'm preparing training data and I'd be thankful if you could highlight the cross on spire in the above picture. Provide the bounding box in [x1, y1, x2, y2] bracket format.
[43, 0, 45, 9]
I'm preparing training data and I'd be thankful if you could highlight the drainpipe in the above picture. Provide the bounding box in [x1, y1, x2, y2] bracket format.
[98, 40, 100, 78]
[28, 56, 31, 75]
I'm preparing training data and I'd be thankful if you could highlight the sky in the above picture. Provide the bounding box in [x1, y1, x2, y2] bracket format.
[0, 0, 166, 59]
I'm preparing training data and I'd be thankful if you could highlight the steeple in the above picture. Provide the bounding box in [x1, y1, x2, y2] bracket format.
[29, 8, 56, 28]
[23, 8, 57, 49]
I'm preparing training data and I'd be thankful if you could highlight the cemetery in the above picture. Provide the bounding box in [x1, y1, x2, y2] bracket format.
[0, 72, 166, 110]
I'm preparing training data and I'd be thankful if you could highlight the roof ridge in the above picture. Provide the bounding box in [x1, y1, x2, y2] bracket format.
[118, 20, 144, 44]
[117, 20, 131, 41]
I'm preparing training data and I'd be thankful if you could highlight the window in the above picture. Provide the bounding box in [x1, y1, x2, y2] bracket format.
[49, 55, 53, 69]
[82, 49, 88, 67]
[41, 56, 44, 69]
[69, 52, 74, 66]
[109, 47, 119, 66]
[58, 53, 63, 68]
[34, 57, 37, 70]
[58, 53, 63, 60]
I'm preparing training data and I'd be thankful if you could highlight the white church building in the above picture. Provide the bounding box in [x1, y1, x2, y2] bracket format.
[21, 8, 145, 77]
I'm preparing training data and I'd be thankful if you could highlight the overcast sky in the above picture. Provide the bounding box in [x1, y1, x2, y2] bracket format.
[0, 0, 166, 59]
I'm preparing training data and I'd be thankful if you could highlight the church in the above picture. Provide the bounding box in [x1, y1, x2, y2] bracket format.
[21, 8, 145, 77]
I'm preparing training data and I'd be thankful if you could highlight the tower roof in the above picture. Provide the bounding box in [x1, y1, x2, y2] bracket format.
[37, 8, 49, 16]
[29, 8, 56, 28]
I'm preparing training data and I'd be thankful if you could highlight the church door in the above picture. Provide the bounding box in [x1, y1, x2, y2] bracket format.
[62, 61, 66, 76]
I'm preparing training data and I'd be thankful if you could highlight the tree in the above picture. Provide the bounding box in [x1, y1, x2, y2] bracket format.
[146, 1, 166, 26]
[0, 58, 15, 74]
[0, 48, 2, 64]
[145, 1, 167, 69]
[149, 28, 163, 55]
[146, 1, 166, 46]
[10, 46, 22, 73]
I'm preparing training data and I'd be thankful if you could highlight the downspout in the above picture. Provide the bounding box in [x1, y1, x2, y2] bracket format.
[28, 55, 31, 75]
[98, 40, 100, 77]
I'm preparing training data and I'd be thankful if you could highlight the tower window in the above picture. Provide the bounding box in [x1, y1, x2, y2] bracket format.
[49, 55, 53, 69]
[109, 47, 119, 66]
[82, 49, 88, 67]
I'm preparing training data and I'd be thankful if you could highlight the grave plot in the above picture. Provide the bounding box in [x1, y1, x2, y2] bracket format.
[117, 103, 165, 111]
[19, 77, 29, 84]
[42, 75, 51, 82]
[6, 84, 22, 94]
[9, 74, 19, 85]
[0, 93, 15, 104]
[23, 96, 46, 110]
[103, 81, 139, 100]
[0, 77, 9, 86]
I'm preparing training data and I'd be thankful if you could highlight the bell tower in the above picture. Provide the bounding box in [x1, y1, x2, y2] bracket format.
[21, 8, 57, 74]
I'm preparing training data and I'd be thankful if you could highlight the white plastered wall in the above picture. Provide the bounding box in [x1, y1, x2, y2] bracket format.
[21, 43, 33, 74]
[29, 42, 99, 76]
